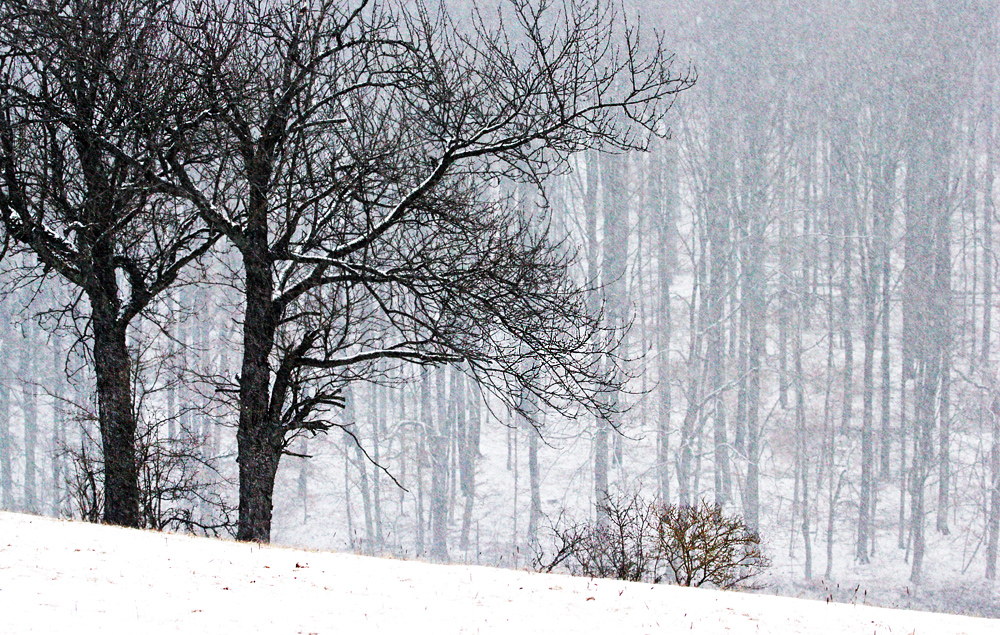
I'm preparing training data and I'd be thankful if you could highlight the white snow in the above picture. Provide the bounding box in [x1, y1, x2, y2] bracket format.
[0, 511, 994, 634]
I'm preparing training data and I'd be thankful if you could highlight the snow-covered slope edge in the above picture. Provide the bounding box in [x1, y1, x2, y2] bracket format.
[0, 511, 993, 635]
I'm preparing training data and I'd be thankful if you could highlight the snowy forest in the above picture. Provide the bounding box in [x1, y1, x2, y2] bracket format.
[2, 0, 1000, 617]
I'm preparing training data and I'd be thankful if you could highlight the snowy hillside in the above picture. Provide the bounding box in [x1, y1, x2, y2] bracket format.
[0, 512, 994, 634]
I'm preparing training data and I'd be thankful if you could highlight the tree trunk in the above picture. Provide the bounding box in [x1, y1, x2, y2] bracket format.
[983, 140, 995, 367]
[987, 394, 1000, 579]
[655, 139, 678, 504]
[707, 129, 731, 505]
[373, 380, 385, 551]
[51, 334, 66, 516]
[0, 317, 10, 508]
[742, 126, 767, 533]
[459, 372, 477, 552]
[879, 159, 895, 480]
[599, 150, 628, 507]
[582, 152, 608, 507]
[857, 233, 877, 564]
[525, 393, 541, 551]
[935, 205, 953, 536]
[296, 439, 308, 524]
[795, 282, 812, 579]
[236, 249, 281, 542]
[430, 375, 449, 561]
[91, 295, 140, 528]
[19, 324, 37, 514]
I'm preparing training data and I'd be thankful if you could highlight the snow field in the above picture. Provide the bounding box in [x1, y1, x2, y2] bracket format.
[0, 511, 996, 634]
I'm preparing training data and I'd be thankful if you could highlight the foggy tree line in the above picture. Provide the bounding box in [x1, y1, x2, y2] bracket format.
[323, 0, 1000, 587]
[578, 0, 1000, 585]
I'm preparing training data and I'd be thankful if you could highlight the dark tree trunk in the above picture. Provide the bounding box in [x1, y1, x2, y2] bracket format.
[91, 294, 140, 528]
[236, 246, 282, 542]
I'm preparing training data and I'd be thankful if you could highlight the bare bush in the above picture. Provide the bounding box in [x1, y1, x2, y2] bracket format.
[538, 491, 769, 590]
[58, 406, 234, 536]
[657, 502, 770, 589]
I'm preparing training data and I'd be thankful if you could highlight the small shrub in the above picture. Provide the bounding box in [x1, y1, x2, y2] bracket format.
[561, 490, 659, 581]
[656, 502, 770, 589]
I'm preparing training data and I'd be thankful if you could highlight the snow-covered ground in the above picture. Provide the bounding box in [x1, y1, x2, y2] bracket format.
[0, 512, 995, 634]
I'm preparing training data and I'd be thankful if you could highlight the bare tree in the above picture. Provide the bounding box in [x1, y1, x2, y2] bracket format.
[0, 0, 219, 527]
[162, 0, 692, 542]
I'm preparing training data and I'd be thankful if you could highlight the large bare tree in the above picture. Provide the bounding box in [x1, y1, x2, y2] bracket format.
[0, 0, 218, 527]
[162, 0, 692, 541]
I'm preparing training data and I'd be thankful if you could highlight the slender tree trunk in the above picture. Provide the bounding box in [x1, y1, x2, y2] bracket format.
[20, 323, 37, 514]
[51, 334, 66, 516]
[840, 205, 855, 437]
[985, 62, 999, 579]
[879, 159, 895, 480]
[354, 434, 375, 553]
[898, 375, 909, 549]
[428, 369, 449, 561]
[987, 394, 1000, 579]
[0, 317, 10, 508]
[742, 128, 767, 533]
[983, 141, 995, 367]
[602, 149, 628, 492]
[344, 435, 355, 551]
[857, 236, 877, 564]
[343, 385, 373, 551]
[796, 297, 812, 579]
[936, 205, 953, 536]
[910, 360, 936, 582]
[459, 373, 477, 552]
[415, 371, 428, 555]
[583, 152, 608, 507]
[373, 379, 385, 551]
[708, 131, 731, 505]
[297, 439, 308, 524]
[524, 390, 541, 551]
[656, 139, 678, 505]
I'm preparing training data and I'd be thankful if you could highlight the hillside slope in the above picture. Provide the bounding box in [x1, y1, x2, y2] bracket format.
[0, 511, 994, 634]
